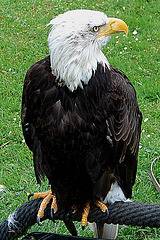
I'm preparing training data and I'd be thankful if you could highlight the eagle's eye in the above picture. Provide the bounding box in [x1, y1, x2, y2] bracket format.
[92, 26, 99, 32]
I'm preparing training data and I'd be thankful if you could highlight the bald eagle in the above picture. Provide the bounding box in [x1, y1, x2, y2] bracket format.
[21, 9, 142, 239]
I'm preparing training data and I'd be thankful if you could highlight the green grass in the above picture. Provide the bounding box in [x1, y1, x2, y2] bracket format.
[0, 0, 160, 239]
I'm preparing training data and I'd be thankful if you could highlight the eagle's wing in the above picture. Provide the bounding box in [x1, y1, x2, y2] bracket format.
[109, 66, 142, 198]
[85, 65, 142, 200]
[21, 56, 52, 183]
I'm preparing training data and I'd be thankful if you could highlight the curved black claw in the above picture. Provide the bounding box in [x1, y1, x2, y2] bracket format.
[51, 208, 55, 223]
[28, 193, 34, 201]
[37, 216, 42, 226]
[105, 208, 109, 217]
[82, 225, 86, 230]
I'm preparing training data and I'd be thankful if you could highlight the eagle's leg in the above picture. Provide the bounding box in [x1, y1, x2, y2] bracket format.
[81, 201, 90, 230]
[28, 189, 58, 225]
[95, 200, 109, 214]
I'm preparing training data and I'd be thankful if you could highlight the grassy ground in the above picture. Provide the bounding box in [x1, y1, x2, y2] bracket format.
[0, 0, 160, 239]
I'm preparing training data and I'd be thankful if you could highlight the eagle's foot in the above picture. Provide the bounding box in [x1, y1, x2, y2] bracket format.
[81, 200, 108, 230]
[28, 189, 58, 225]
[66, 203, 90, 230]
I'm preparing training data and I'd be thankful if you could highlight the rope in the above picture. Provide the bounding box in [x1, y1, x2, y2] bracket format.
[21, 232, 106, 240]
[0, 199, 160, 240]
[150, 156, 160, 194]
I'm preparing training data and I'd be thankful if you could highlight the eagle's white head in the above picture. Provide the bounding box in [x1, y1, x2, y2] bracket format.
[47, 9, 128, 91]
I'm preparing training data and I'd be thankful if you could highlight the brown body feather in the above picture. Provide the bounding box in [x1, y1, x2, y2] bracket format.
[21, 56, 142, 209]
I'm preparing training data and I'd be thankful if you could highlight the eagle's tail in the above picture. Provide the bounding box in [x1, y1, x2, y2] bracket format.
[88, 222, 118, 239]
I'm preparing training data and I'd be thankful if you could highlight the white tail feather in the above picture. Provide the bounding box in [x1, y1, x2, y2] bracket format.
[88, 222, 118, 239]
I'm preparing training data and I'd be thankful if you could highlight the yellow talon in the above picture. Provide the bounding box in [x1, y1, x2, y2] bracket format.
[33, 190, 52, 199]
[37, 192, 53, 219]
[95, 200, 108, 213]
[51, 193, 58, 214]
[81, 202, 90, 229]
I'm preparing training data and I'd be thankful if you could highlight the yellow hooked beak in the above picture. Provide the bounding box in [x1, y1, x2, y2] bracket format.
[97, 17, 128, 38]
